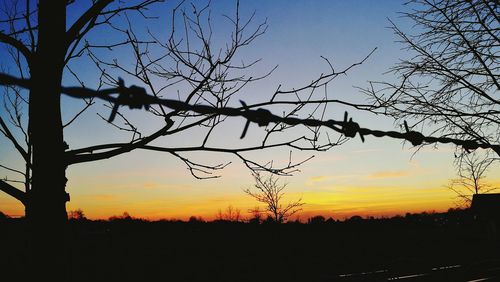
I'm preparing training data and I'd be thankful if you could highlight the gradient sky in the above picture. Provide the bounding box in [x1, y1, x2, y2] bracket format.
[1, 0, 498, 220]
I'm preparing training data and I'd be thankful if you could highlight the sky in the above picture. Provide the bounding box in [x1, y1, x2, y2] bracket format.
[1, 0, 498, 220]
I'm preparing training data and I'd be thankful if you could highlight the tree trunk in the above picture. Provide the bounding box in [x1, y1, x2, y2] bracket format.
[26, 0, 69, 279]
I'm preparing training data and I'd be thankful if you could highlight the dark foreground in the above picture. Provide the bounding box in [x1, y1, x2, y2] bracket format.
[2, 213, 499, 281]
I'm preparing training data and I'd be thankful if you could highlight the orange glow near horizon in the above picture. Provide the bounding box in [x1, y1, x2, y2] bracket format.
[0, 181, 459, 221]
[2, 144, 494, 221]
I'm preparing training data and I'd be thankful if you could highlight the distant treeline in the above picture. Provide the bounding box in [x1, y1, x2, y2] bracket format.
[0, 208, 476, 227]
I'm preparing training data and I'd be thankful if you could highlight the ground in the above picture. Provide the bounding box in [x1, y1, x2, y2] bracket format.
[2, 214, 500, 281]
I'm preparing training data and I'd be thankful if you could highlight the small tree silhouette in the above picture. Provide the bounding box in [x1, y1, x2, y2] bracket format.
[109, 211, 133, 221]
[68, 209, 86, 221]
[248, 206, 263, 224]
[216, 205, 241, 222]
[244, 173, 304, 223]
[188, 216, 204, 223]
[447, 151, 498, 207]
[308, 215, 326, 224]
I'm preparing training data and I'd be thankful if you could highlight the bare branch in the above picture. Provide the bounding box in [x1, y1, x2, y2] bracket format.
[0, 179, 26, 204]
[0, 31, 32, 63]
[0, 164, 25, 176]
[66, 0, 114, 47]
[0, 115, 27, 161]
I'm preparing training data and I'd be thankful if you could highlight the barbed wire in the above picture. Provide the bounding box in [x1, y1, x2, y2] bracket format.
[60, 79, 500, 155]
[0, 73, 497, 154]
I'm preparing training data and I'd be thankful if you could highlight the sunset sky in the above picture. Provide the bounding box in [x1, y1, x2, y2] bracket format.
[1, 0, 497, 220]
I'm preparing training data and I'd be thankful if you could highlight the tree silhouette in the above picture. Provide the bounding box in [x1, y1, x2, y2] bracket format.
[308, 215, 326, 224]
[244, 172, 304, 223]
[216, 205, 241, 222]
[0, 1, 367, 277]
[0, 0, 366, 223]
[447, 151, 498, 206]
[68, 208, 86, 221]
[248, 206, 263, 224]
[361, 0, 500, 156]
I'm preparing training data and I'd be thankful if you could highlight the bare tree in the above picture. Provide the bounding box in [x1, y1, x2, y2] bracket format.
[248, 206, 263, 224]
[447, 151, 498, 206]
[361, 0, 500, 155]
[244, 173, 304, 223]
[216, 205, 241, 222]
[0, 1, 369, 277]
[68, 208, 86, 221]
[0, 0, 361, 225]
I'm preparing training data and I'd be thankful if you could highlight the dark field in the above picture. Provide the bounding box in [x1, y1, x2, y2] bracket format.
[2, 213, 500, 281]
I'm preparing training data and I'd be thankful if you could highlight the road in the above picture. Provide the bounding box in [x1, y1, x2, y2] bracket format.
[326, 260, 500, 281]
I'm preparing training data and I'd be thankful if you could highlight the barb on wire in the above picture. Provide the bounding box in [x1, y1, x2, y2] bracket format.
[108, 78, 150, 122]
